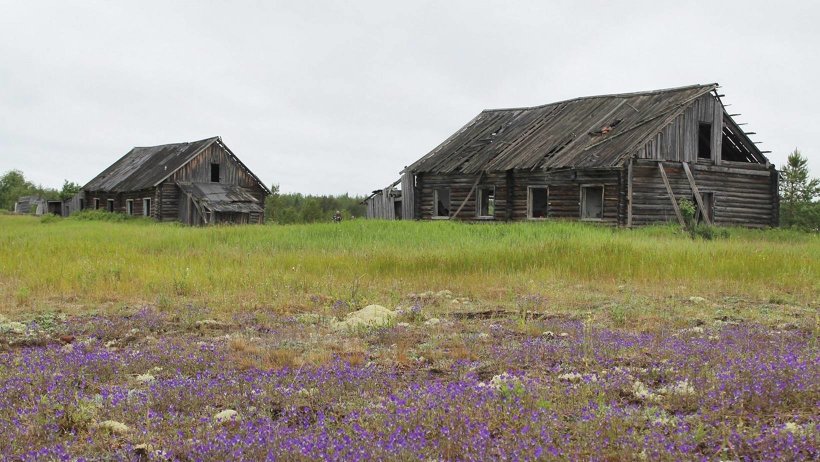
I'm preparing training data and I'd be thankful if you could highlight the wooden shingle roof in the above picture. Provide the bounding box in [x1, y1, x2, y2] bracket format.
[84, 137, 220, 192]
[407, 84, 719, 174]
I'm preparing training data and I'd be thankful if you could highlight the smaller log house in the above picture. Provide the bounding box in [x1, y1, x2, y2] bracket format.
[79, 137, 270, 225]
[365, 84, 778, 228]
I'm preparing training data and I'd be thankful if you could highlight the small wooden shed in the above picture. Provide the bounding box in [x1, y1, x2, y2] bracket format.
[80, 137, 270, 225]
[13, 196, 45, 215]
[368, 84, 778, 227]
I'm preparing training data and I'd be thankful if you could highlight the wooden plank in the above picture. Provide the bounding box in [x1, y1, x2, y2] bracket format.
[451, 174, 482, 218]
[657, 163, 685, 226]
[682, 162, 712, 226]
[401, 173, 415, 220]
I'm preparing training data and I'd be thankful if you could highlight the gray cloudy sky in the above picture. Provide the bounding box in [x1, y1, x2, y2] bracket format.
[1, 0, 818, 195]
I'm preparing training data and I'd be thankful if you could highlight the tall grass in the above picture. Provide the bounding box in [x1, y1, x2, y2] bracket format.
[0, 215, 817, 317]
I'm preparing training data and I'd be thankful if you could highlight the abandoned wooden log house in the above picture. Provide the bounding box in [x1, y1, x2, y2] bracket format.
[79, 136, 270, 225]
[365, 84, 778, 228]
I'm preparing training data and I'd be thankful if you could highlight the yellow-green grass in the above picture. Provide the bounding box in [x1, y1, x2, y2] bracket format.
[0, 215, 817, 328]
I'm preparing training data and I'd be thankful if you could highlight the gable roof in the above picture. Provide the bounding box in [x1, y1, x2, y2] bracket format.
[83, 137, 270, 195]
[84, 137, 219, 192]
[407, 84, 720, 174]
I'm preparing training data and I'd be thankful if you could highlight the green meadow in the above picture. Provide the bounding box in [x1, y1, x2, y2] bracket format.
[0, 214, 817, 328]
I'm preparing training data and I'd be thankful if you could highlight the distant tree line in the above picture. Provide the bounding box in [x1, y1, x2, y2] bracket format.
[264, 184, 366, 224]
[0, 170, 80, 211]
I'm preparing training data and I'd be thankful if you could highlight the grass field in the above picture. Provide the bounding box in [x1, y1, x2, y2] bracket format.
[0, 214, 817, 328]
[1, 215, 818, 460]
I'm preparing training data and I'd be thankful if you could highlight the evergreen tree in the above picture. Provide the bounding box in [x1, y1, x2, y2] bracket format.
[780, 149, 820, 229]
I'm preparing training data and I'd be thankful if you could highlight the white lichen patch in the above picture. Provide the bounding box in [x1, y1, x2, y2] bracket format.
[632, 381, 661, 402]
[658, 379, 695, 396]
[213, 409, 240, 424]
[333, 305, 396, 330]
[97, 420, 130, 435]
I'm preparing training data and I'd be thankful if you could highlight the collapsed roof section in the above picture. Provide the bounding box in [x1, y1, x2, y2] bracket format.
[405, 84, 754, 174]
[177, 182, 263, 214]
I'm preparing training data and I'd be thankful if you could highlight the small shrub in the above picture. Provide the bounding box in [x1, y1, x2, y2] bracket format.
[691, 224, 729, 241]
[40, 214, 61, 224]
[678, 199, 696, 227]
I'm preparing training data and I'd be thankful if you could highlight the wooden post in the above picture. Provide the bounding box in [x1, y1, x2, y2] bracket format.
[682, 162, 712, 226]
[770, 165, 780, 227]
[658, 163, 685, 226]
[505, 170, 514, 222]
[627, 159, 633, 227]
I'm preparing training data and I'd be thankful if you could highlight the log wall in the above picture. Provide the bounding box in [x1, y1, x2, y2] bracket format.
[630, 159, 777, 228]
[84, 189, 156, 218]
[416, 168, 623, 224]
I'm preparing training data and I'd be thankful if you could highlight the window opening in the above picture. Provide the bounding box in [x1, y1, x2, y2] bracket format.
[721, 125, 758, 163]
[210, 163, 220, 182]
[393, 200, 402, 220]
[143, 198, 151, 217]
[126, 199, 133, 215]
[698, 123, 712, 159]
[476, 186, 495, 218]
[94, 198, 100, 210]
[107, 199, 114, 212]
[433, 189, 450, 218]
[581, 185, 604, 220]
[528, 187, 549, 219]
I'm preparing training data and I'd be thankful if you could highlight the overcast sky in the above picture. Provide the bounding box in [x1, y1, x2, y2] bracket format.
[1, 0, 818, 195]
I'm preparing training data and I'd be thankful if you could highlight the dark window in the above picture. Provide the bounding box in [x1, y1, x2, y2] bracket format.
[477, 187, 495, 218]
[79, 199, 85, 210]
[94, 198, 100, 210]
[434, 189, 450, 218]
[528, 187, 549, 219]
[393, 200, 402, 220]
[581, 186, 604, 220]
[698, 123, 712, 159]
[107, 199, 114, 212]
[210, 163, 220, 182]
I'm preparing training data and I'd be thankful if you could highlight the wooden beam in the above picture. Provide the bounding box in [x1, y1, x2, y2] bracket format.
[657, 163, 685, 226]
[451, 173, 483, 218]
[682, 162, 712, 226]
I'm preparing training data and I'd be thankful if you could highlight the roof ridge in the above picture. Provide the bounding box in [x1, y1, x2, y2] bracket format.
[131, 136, 219, 150]
[482, 83, 718, 113]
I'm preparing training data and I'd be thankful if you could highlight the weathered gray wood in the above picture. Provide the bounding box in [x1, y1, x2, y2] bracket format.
[451, 174, 482, 218]
[682, 162, 712, 226]
[627, 159, 633, 227]
[401, 173, 415, 220]
[657, 163, 685, 226]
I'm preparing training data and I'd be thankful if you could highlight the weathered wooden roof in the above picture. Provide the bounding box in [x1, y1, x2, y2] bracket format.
[407, 84, 719, 174]
[177, 182, 263, 213]
[84, 137, 219, 192]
